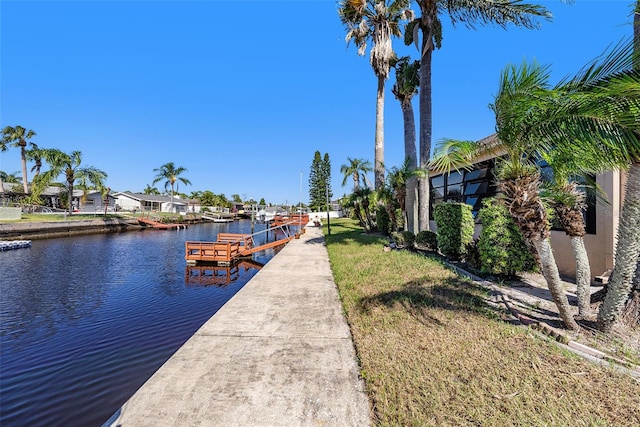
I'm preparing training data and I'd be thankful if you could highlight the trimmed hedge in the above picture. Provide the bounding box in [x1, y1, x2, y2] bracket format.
[433, 202, 474, 260]
[477, 198, 538, 277]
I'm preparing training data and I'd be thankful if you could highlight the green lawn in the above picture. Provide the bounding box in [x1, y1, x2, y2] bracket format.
[0, 213, 122, 222]
[326, 218, 640, 427]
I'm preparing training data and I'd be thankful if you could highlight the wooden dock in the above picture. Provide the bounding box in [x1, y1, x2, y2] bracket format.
[185, 227, 303, 265]
[138, 217, 187, 230]
[269, 214, 309, 228]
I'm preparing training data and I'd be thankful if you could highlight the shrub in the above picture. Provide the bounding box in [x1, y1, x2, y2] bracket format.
[415, 230, 438, 251]
[390, 230, 415, 249]
[395, 208, 404, 231]
[433, 202, 474, 260]
[477, 198, 538, 278]
[401, 230, 415, 248]
[376, 206, 391, 235]
[465, 238, 482, 271]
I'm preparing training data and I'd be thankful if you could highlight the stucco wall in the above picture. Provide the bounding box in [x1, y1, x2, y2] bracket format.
[428, 170, 621, 282]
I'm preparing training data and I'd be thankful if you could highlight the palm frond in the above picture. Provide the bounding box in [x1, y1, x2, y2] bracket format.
[442, 0, 552, 31]
[429, 138, 480, 174]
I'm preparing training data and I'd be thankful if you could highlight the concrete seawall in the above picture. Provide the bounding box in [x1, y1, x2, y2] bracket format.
[105, 226, 371, 426]
[0, 218, 142, 240]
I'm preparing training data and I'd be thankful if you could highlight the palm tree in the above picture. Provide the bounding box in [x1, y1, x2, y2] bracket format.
[538, 142, 627, 318]
[392, 56, 420, 232]
[598, 2, 640, 331]
[430, 38, 640, 331]
[405, 1, 551, 231]
[152, 162, 191, 213]
[0, 170, 21, 193]
[340, 157, 373, 192]
[143, 184, 161, 195]
[350, 187, 376, 232]
[1, 125, 37, 193]
[339, 0, 414, 191]
[376, 182, 398, 232]
[26, 143, 46, 178]
[42, 149, 108, 214]
[540, 163, 593, 317]
[387, 158, 424, 231]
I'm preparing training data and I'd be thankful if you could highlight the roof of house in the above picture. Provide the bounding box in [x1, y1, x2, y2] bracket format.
[112, 191, 198, 205]
[0, 183, 86, 197]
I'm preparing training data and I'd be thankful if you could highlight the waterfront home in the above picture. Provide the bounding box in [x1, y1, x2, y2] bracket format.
[429, 134, 627, 282]
[112, 191, 200, 214]
[0, 183, 112, 212]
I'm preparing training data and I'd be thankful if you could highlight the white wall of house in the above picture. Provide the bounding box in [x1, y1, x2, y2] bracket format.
[114, 195, 141, 211]
[80, 192, 112, 212]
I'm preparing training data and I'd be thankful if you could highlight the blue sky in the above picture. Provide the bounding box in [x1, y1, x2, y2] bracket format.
[1, 0, 635, 205]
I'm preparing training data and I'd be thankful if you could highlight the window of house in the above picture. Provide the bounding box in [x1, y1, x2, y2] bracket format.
[538, 162, 596, 235]
[430, 160, 497, 219]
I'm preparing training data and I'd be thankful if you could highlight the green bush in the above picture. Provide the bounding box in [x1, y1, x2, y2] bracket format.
[477, 198, 538, 278]
[401, 230, 415, 248]
[390, 230, 415, 249]
[395, 208, 404, 230]
[376, 206, 391, 235]
[465, 238, 482, 271]
[433, 202, 474, 260]
[415, 230, 438, 251]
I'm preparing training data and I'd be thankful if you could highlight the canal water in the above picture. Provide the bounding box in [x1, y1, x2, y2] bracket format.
[0, 220, 282, 426]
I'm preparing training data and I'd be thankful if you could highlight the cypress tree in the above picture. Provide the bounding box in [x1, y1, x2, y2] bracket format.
[309, 151, 333, 210]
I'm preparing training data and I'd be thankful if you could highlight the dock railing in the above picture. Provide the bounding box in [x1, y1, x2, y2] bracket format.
[185, 219, 307, 265]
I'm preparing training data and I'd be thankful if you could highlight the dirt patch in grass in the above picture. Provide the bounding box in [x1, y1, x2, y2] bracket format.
[326, 219, 640, 427]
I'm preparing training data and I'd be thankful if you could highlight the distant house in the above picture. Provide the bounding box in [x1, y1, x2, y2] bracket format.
[428, 133, 627, 282]
[231, 202, 244, 214]
[76, 190, 117, 212]
[0, 183, 113, 212]
[112, 191, 200, 214]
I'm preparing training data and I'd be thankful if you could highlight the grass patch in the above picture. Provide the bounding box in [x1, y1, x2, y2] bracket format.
[326, 218, 640, 427]
[3, 213, 125, 222]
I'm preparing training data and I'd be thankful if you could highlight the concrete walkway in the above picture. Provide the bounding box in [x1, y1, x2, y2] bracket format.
[106, 226, 371, 427]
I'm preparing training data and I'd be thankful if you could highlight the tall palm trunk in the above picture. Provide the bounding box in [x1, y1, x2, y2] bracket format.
[170, 181, 176, 213]
[374, 75, 385, 191]
[401, 98, 418, 233]
[598, 4, 640, 330]
[418, 42, 433, 231]
[20, 140, 29, 194]
[67, 176, 74, 214]
[500, 174, 580, 331]
[598, 160, 640, 330]
[620, 256, 640, 326]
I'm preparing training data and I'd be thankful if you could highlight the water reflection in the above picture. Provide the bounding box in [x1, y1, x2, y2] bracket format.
[184, 259, 264, 287]
[0, 220, 275, 427]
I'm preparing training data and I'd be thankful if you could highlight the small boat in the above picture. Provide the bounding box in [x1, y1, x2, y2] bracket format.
[212, 217, 233, 223]
[202, 214, 234, 223]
